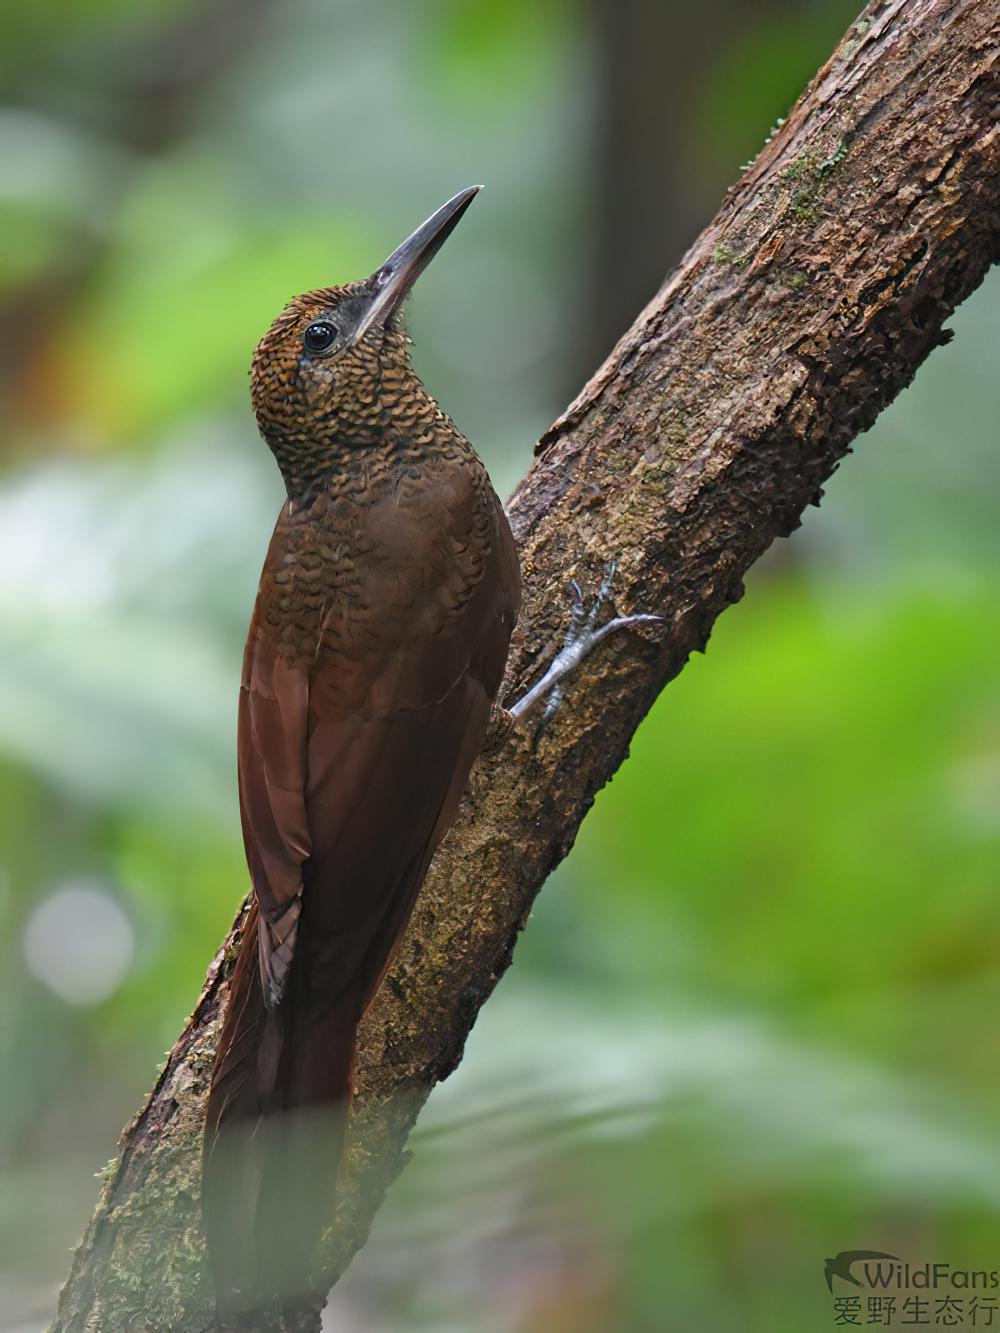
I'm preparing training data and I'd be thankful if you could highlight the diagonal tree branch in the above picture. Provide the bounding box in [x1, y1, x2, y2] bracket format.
[53, 2, 999, 1328]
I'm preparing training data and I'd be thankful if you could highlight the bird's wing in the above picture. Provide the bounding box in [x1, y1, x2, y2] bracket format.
[300, 486, 518, 1014]
[207, 482, 517, 1301]
[236, 602, 313, 1005]
[238, 482, 518, 1014]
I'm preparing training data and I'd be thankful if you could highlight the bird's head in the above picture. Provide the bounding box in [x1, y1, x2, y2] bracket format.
[250, 186, 480, 494]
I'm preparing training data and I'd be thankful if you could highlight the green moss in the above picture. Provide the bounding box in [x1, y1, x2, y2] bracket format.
[839, 15, 873, 63]
[95, 1155, 119, 1183]
[819, 140, 850, 175]
[89, 1129, 211, 1328]
[789, 193, 819, 223]
[712, 242, 751, 269]
[779, 138, 850, 225]
[782, 270, 809, 290]
[780, 148, 823, 182]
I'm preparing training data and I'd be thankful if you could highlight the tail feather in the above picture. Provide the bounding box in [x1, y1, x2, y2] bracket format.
[202, 905, 359, 1316]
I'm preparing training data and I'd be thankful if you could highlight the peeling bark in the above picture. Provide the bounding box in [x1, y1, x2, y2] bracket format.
[53, 2, 1000, 1329]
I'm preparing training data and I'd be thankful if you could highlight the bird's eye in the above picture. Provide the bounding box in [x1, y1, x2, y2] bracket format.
[303, 321, 338, 353]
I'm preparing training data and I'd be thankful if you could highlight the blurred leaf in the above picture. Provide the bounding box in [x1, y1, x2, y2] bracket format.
[567, 575, 1000, 1070]
[691, 2, 860, 185]
[424, 0, 575, 106]
[64, 173, 375, 439]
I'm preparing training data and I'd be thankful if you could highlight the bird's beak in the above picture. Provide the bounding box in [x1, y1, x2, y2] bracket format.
[350, 185, 481, 346]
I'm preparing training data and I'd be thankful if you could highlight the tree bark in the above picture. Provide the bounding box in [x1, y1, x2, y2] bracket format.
[53, 2, 1000, 1329]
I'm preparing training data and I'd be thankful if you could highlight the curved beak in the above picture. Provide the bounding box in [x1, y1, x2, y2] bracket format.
[350, 185, 481, 346]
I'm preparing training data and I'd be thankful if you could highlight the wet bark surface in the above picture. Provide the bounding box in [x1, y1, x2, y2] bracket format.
[53, 2, 999, 1328]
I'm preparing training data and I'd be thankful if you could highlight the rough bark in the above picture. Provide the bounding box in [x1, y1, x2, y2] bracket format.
[53, 2, 1000, 1329]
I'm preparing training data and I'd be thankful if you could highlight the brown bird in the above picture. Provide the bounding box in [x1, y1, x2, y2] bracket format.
[202, 187, 521, 1314]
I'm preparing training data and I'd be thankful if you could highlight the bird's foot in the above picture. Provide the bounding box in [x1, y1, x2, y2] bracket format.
[509, 562, 662, 734]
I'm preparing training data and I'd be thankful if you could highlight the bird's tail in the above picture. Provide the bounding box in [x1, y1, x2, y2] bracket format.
[202, 903, 359, 1317]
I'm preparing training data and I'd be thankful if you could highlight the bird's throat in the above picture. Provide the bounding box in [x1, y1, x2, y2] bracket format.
[267, 428, 392, 502]
[264, 384, 462, 504]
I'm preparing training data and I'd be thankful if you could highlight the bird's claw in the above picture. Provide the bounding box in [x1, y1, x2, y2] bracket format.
[509, 560, 663, 736]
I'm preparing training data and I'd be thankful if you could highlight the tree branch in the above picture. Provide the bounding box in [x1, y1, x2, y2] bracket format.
[53, 2, 999, 1328]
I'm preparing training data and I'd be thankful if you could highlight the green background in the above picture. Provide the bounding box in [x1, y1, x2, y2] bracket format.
[2, 1, 998, 1328]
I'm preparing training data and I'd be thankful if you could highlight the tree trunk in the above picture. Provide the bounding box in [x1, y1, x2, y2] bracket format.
[53, 2, 1000, 1328]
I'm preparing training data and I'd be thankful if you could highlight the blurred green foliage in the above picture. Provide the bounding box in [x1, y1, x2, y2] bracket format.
[1, 0, 997, 1329]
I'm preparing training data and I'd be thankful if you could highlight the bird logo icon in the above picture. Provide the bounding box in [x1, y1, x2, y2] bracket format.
[824, 1251, 900, 1293]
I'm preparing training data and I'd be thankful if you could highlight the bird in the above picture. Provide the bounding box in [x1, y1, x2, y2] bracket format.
[824, 1250, 899, 1293]
[201, 186, 522, 1316]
